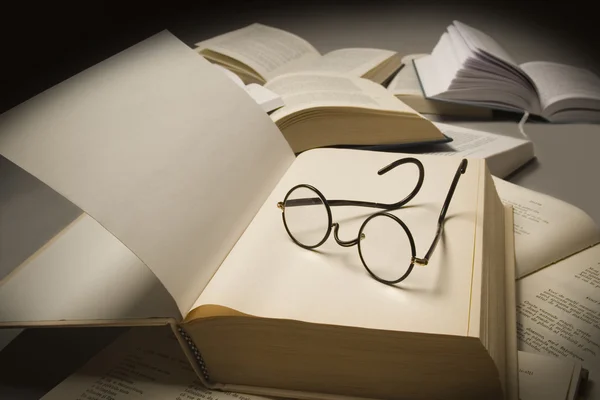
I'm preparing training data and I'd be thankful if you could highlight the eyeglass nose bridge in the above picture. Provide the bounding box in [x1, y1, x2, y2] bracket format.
[331, 222, 365, 247]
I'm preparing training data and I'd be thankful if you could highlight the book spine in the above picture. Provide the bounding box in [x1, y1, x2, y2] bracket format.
[177, 327, 211, 382]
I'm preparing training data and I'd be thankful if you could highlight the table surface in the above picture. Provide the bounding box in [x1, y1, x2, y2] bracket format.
[1, 2, 599, 399]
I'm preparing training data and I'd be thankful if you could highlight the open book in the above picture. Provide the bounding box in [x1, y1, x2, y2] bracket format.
[194, 23, 448, 152]
[194, 23, 402, 85]
[414, 20, 600, 123]
[261, 71, 449, 152]
[388, 53, 493, 118]
[0, 31, 517, 400]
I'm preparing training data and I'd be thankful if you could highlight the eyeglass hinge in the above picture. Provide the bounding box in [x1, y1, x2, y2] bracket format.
[277, 202, 284, 211]
[411, 257, 428, 266]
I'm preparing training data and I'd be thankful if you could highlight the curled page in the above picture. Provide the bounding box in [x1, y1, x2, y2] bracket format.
[0, 31, 295, 316]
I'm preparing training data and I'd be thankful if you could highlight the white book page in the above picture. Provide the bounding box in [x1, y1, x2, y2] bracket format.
[452, 20, 518, 67]
[518, 351, 579, 400]
[302, 48, 396, 77]
[416, 123, 534, 178]
[0, 31, 295, 316]
[265, 72, 420, 121]
[194, 149, 484, 337]
[492, 178, 600, 278]
[0, 214, 181, 323]
[413, 33, 461, 97]
[447, 25, 476, 66]
[388, 54, 429, 95]
[520, 61, 600, 112]
[516, 244, 600, 400]
[40, 326, 269, 400]
[195, 23, 321, 81]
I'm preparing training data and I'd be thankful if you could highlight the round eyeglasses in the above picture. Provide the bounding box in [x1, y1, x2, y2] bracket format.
[277, 157, 468, 285]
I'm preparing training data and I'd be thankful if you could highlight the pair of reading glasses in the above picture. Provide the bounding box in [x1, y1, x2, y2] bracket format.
[276, 157, 468, 285]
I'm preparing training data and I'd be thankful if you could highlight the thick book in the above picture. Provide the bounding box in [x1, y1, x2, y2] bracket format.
[194, 23, 402, 86]
[414, 20, 600, 123]
[0, 30, 517, 400]
[262, 71, 450, 153]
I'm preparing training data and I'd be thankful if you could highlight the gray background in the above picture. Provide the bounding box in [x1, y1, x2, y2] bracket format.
[0, 1, 598, 398]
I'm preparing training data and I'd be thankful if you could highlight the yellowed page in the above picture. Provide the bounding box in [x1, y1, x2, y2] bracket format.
[0, 31, 295, 316]
[493, 178, 600, 278]
[40, 326, 269, 400]
[194, 149, 483, 337]
[195, 23, 321, 81]
[516, 244, 600, 400]
[265, 72, 422, 122]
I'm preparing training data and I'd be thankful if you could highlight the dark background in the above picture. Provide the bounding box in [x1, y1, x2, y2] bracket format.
[0, 0, 597, 114]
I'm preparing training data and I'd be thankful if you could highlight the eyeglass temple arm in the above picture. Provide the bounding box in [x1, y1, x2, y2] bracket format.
[413, 159, 468, 265]
[282, 158, 425, 210]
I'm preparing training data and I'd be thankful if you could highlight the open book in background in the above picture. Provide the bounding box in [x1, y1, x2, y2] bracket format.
[387, 53, 494, 118]
[414, 20, 600, 123]
[0, 30, 517, 400]
[194, 23, 402, 86]
[262, 71, 450, 152]
[193, 23, 453, 153]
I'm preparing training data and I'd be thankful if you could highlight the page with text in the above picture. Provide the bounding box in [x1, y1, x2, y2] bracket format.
[266, 72, 420, 121]
[521, 61, 600, 112]
[516, 244, 600, 400]
[196, 23, 321, 81]
[411, 123, 534, 178]
[492, 178, 600, 278]
[41, 326, 270, 400]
